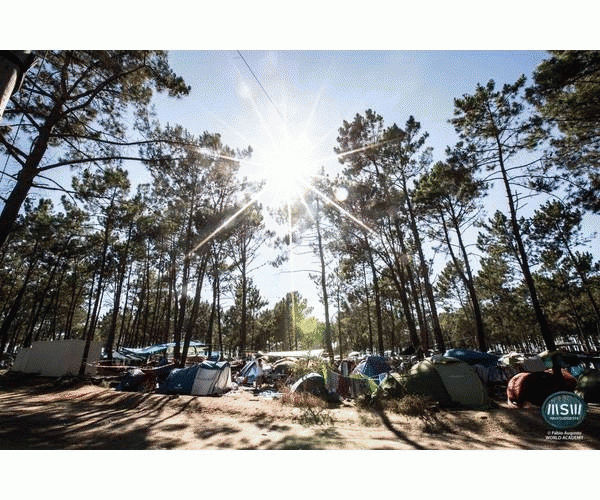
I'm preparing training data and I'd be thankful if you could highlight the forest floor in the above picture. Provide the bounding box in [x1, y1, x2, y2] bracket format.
[1, 370, 599, 450]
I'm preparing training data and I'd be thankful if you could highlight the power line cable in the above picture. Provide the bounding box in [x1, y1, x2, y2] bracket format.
[236, 50, 283, 119]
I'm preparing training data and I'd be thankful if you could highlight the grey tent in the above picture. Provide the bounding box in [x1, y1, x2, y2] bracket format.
[291, 372, 327, 398]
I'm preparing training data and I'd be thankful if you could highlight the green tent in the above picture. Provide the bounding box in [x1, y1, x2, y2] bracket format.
[576, 371, 600, 403]
[404, 356, 491, 409]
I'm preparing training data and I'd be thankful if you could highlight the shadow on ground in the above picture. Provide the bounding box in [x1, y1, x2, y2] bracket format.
[0, 385, 195, 449]
[1, 374, 599, 450]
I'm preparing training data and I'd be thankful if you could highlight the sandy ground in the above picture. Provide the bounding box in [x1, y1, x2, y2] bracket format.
[1, 374, 599, 450]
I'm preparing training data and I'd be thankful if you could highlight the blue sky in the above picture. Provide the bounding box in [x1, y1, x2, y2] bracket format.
[155, 50, 549, 167]
[9, 49, 597, 320]
[148, 50, 561, 318]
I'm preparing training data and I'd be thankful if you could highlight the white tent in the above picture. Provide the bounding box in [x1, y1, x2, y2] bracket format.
[235, 359, 266, 384]
[191, 361, 232, 396]
[12, 339, 101, 377]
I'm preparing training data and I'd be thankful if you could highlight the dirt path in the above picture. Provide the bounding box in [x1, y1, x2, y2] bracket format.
[1, 380, 599, 450]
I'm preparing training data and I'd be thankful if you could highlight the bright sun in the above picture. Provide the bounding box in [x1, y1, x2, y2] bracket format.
[243, 129, 318, 207]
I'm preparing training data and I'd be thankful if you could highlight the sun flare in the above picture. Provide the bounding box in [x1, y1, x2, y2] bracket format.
[242, 128, 319, 207]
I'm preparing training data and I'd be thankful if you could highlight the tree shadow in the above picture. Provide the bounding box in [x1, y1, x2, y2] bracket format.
[0, 386, 198, 449]
[368, 401, 427, 450]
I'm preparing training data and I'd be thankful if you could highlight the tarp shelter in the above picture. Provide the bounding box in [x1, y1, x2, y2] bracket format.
[444, 349, 499, 368]
[265, 349, 324, 360]
[352, 356, 391, 380]
[109, 349, 145, 364]
[12, 340, 101, 377]
[164, 361, 231, 396]
[121, 341, 206, 360]
[404, 356, 491, 409]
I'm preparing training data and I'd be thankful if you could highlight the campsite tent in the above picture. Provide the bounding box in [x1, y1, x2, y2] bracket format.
[444, 349, 499, 368]
[270, 359, 297, 381]
[498, 352, 546, 372]
[404, 356, 491, 409]
[12, 339, 101, 377]
[235, 358, 268, 385]
[576, 371, 600, 403]
[352, 356, 391, 380]
[191, 361, 232, 395]
[164, 364, 200, 394]
[164, 361, 231, 396]
[291, 372, 327, 398]
[375, 372, 405, 399]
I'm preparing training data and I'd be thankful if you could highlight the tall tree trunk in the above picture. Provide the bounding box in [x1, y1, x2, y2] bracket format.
[0, 256, 36, 356]
[395, 220, 429, 352]
[79, 198, 115, 376]
[105, 231, 131, 362]
[441, 212, 487, 351]
[562, 239, 600, 326]
[403, 177, 445, 352]
[27, 262, 60, 344]
[65, 270, 84, 340]
[336, 277, 344, 359]
[175, 199, 196, 363]
[217, 277, 223, 356]
[389, 266, 420, 351]
[206, 273, 219, 358]
[140, 253, 152, 346]
[362, 263, 374, 354]
[366, 242, 384, 356]
[180, 254, 208, 367]
[0, 105, 60, 249]
[117, 260, 134, 348]
[495, 134, 555, 358]
[48, 265, 67, 340]
[239, 244, 248, 356]
[163, 251, 177, 345]
[388, 299, 397, 356]
[315, 197, 335, 361]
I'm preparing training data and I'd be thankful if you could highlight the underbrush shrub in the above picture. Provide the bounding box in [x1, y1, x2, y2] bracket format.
[363, 387, 446, 434]
[385, 394, 444, 433]
[280, 387, 334, 426]
[298, 405, 334, 426]
[355, 394, 374, 410]
[281, 389, 327, 409]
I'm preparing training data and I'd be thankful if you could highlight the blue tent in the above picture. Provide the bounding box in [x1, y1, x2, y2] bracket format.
[444, 349, 499, 368]
[164, 365, 201, 394]
[161, 362, 232, 396]
[352, 356, 391, 380]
